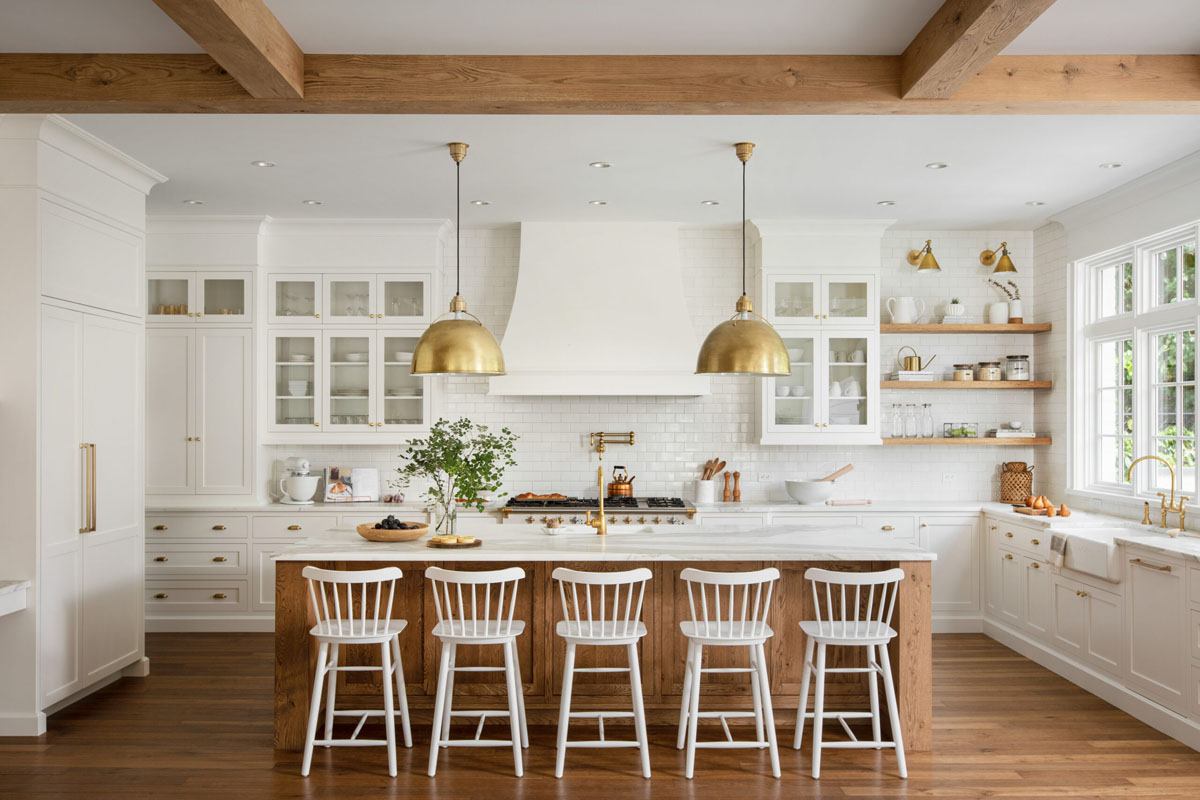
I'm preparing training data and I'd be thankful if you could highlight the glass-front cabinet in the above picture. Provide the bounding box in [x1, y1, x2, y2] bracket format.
[324, 275, 376, 324]
[269, 274, 322, 322]
[764, 273, 876, 327]
[378, 333, 431, 433]
[268, 272, 433, 325]
[271, 332, 321, 431]
[324, 331, 375, 431]
[378, 276, 431, 323]
[148, 271, 251, 322]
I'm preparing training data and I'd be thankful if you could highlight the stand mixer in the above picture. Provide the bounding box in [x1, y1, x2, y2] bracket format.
[280, 457, 319, 505]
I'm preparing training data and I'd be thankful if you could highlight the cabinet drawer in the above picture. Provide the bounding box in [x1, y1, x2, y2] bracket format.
[990, 520, 1048, 560]
[252, 514, 338, 539]
[698, 514, 768, 527]
[146, 515, 248, 538]
[146, 543, 247, 575]
[1191, 609, 1200, 663]
[145, 581, 248, 613]
[767, 513, 859, 526]
[860, 514, 917, 541]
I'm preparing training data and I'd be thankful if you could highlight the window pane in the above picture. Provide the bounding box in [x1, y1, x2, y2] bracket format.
[1157, 386, 1178, 436]
[1157, 332, 1177, 382]
[1100, 389, 1121, 435]
[1185, 385, 1196, 436]
[1157, 248, 1179, 305]
[1098, 265, 1118, 318]
[1184, 330, 1196, 382]
[1123, 261, 1134, 313]
[1185, 244, 1196, 301]
[1122, 339, 1133, 385]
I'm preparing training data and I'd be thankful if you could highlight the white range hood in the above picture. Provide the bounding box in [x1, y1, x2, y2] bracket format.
[488, 222, 710, 396]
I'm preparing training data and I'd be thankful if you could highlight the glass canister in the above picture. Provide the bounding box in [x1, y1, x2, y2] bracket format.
[952, 364, 975, 381]
[977, 361, 1003, 381]
[1005, 354, 1031, 381]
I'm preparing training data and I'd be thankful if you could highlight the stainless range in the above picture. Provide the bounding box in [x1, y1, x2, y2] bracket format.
[500, 496, 697, 525]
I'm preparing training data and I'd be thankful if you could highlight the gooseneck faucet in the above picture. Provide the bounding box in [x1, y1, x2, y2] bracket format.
[584, 432, 634, 536]
[1127, 454, 1189, 530]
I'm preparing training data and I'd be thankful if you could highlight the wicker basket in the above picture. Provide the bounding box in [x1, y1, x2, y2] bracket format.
[1000, 463, 1034, 503]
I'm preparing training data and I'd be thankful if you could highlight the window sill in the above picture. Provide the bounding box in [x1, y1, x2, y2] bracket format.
[1066, 486, 1197, 520]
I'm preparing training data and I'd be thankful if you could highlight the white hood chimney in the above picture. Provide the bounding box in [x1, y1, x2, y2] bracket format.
[488, 222, 710, 396]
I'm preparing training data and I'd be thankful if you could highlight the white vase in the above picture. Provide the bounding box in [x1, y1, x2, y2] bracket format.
[946, 303, 965, 317]
[988, 302, 1009, 325]
[1007, 299, 1024, 322]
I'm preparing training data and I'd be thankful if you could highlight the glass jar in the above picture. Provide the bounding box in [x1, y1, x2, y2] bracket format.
[1005, 354, 1030, 381]
[904, 404, 919, 438]
[952, 364, 975, 381]
[921, 403, 935, 438]
[977, 361, 1003, 381]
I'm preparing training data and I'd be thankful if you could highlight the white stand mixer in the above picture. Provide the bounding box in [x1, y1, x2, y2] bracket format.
[280, 457, 318, 505]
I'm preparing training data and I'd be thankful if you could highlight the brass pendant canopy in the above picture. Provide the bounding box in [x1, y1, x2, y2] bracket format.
[907, 240, 941, 272]
[696, 143, 789, 376]
[411, 143, 506, 376]
[981, 241, 1017, 273]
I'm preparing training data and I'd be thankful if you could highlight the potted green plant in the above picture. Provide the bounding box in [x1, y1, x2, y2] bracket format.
[393, 418, 518, 534]
[946, 297, 965, 317]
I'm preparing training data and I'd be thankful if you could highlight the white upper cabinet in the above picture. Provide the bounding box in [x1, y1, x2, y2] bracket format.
[268, 271, 434, 325]
[41, 199, 145, 319]
[147, 271, 252, 323]
[269, 274, 322, 323]
[323, 274, 377, 324]
[378, 332, 431, 433]
[324, 330, 376, 431]
[377, 274, 432, 324]
[763, 273, 876, 327]
[270, 331, 322, 432]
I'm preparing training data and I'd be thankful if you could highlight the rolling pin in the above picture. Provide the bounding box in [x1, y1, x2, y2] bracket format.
[733, 471, 741, 502]
[723, 471, 732, 502]
[825, 499, 872, 506]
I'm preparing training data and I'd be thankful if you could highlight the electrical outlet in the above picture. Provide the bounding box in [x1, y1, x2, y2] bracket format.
[757, 472, 774, 482]
[942, 472, 955, 485]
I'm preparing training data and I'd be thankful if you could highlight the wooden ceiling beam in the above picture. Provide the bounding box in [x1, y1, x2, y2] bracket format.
[0, 53, 1198, 114]
[901, 0, 1058, 99]
[150, 0, 303, 98]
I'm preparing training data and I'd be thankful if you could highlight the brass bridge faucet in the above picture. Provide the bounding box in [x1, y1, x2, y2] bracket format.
[1127, 455, 1189, 530]
[585, 432, 634, 536]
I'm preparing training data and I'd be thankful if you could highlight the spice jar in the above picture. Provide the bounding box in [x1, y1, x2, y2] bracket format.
[952, 364, 975, 381]
[1005, 354, 1030, 381]
[977, 361, 1003, 381]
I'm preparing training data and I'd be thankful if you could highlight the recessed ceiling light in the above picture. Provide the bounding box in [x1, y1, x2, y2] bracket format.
[588, 162, 612, 169]
[701, 200, 720, 206]
[182, 199, 205, 205]
[588, 200, 608, 206]
[1099, 162, 1123, 169]
[925, 162, 949, 170]
[876, 200, 897, 206]
[470, 200, 491, 206]
[1025, 200, 1046, 206]
[251, 160, 276, 168]
[301, 199, 323, 205]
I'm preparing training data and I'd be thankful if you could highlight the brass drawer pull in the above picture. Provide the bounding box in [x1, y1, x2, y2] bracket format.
[1076, 590, 1089, 597]
[154, 593, 169, 599]
[153, 524, 168, 531]
[212, 524, 226, 531]
[1031, 538, 1040, 545]
[1005, 532, 1013, 538]
[154, 556, 168, 562]
[212, 556, 228, 563]
[1004, 553, 1013, 560]
[881, 525, 895, 531]
[212, 593, 228, 600]
[989, 525, 997, 531]
[287, 524, 302, 531]
[1031, 562, 1040, 569]
[1129, 558, 1171, 572]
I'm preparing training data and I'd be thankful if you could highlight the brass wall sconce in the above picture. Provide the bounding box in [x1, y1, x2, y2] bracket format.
[980, 242, 1017, 273]
[907, 240, 941, 272]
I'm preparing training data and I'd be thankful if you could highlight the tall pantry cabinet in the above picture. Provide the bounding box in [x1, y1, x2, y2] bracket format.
[0, 115, 164, 734]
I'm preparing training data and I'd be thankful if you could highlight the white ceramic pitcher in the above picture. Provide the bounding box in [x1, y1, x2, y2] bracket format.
[886, 296, 925, 324]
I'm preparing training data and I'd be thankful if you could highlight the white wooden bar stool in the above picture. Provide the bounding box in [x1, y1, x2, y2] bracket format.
[676, 566, 781, 780]
[793, 567, 907, 780]
[426, 566, 529, 778]
[299, 566, 412, 777]
[552, 566, 653, 779]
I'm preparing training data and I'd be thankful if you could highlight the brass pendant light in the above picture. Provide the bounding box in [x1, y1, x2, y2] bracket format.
[411, 143, 505, 376]
[695, 142, 790, 376]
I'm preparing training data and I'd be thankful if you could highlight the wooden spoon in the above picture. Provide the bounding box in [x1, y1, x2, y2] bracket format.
[817, 464, 854, 482]
[713, 460, 727, 476]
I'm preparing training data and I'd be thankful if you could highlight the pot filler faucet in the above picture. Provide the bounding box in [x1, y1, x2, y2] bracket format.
[585, 432, 634, 536]
[1127, 454, 1188, 530]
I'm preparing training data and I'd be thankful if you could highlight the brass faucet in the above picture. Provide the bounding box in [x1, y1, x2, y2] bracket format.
[585, 432, 634, 536]
[1127, 455, 1189, 530]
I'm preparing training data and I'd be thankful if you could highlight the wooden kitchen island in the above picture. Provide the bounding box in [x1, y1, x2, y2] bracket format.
[273, 525, 935, 751]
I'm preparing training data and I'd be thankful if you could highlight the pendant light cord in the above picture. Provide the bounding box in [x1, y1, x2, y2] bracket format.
[741, 159, 747, 297]
[456, 159, 461, 298]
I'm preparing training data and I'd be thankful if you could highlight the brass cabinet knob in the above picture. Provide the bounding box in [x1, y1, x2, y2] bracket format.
[653, 516, 662, 524]
[212, 593, 227, 600]
[314, 422, 320, 427]
[1079, 591, 1088, 598]
[1031, 562, 1040, 569]
[315, 313, 320, 318]
[557, 516, 565, 524]
[152, 525, 168, 531]
[989, 525, 997, 531]
[196, 312, 203, 318]
[212, 525, 226, 531]
[154, 593, 168, 599]
[921, 523, 928, 528]
[287, 525, 302, 531]
[154, 556, 168, 562]
[1004, 553, 1013, 560]
[1005, 532, 1014, 538]
[212, 556, 228, 563]
[882, 525, 895, 531]
[1031, 538, 1040, 545]
[194, 436, 200, 441]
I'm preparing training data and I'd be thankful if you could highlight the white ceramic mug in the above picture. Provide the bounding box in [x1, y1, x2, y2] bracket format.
[988, 301, 1010, 325]
[694, 479, 716, 504]
[886, 296, 926, 324]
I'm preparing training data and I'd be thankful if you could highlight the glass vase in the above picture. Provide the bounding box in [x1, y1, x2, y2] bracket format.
[436, 505, 458, 535]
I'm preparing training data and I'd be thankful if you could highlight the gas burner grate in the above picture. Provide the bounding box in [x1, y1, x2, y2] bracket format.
[645, 497, 686, 508]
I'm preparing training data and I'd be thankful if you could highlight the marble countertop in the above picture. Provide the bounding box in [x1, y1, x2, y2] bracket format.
[690, 500, 996, 514]
[1115, 531, 1200, 562]
[147, 501, 454, 514]
[271, 523, 937, 563]
[0, 580, 31, 596]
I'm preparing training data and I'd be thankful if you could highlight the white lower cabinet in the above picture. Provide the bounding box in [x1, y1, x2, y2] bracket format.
[698, 513, 768, 528]
[920, 516, 980, 615]
[1050, 573, 1123, 677]
[1022, 557, 1053, 641]
[1126, 548, 1187, 713]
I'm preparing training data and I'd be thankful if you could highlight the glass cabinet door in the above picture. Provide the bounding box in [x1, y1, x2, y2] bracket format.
[766, 276, 818, 324]
[323, 275, 376, 324]
[822, 333, 873, 431]
[271, 333, 320, 431]
[822, 275, 875, 326]
[147, 272, 195, 321]
[766, 334, 818, 432]
[199, 272, 251, 322]
[270, 275, 322, 322]
[378, 333, 430, 432]
[377, 275, 431, 323]
[324, 332, 375, 431]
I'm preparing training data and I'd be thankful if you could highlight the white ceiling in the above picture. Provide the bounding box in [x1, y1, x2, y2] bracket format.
[65, 113, 1200, 229]
[3, 0, 1200, 55]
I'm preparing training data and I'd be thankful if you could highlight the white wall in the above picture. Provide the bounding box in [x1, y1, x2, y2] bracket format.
[265, 225, 1045, 503]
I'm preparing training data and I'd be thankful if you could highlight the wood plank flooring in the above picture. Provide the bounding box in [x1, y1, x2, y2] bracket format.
[1, 633, 1198, 798]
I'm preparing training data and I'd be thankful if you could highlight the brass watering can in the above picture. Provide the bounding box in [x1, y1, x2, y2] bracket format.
[896, 344, 937, 372]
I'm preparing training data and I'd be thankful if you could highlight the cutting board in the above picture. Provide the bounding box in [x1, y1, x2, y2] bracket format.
[1014, 507, 1049, 516]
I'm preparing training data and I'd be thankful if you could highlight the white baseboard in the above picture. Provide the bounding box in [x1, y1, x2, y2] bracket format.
[984, 619, 1200, 752]
[0, 712, 46, 736]
[146, 615, 274, 633]
[120, 656, 150, 677]
[933, 616, 982, 634]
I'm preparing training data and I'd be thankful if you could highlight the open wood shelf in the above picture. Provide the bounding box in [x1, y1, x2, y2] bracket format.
[882, 437, 1052, 446]
[880, 380, 1052, 390]
[880, 323, 1052, 334]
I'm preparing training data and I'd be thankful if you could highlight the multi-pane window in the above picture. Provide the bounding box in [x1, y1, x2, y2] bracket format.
[1096, 259, 1133, 319]
[1152, 242, 1195, 308]
[1096, 338, 1133, 486]
[1151, 329, 1196, 494]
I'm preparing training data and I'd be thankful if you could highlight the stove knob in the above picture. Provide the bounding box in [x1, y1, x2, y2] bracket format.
[558, 516, 565, 524]
[623, 516, 633, 524]
[540, 516, 549, 524]
[608, 516, 616, 524]
[669, 517, 680, 524]
[653, 516, 662, 524]
[638, 516, 647, 524]
[525, 516, 535, 524]
[569, 516, 579, 525]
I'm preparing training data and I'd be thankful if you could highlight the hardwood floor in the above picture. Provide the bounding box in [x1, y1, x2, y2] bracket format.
[2, 633, 1198, 798]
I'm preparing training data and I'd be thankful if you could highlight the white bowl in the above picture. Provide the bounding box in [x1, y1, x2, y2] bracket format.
[393, 351, 414, 362]
[345, 353, 368, 362]
[1009, 421, 1023, 430]
[775, 385, 791, 397]
[785, 479, 836, 505]
[287, 380, 309, 397]
[787, 348, 804, 361]
[288, 354, 312, 362]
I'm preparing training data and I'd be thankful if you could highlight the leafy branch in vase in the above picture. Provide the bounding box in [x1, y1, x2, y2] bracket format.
[988, 279, 1021, 300]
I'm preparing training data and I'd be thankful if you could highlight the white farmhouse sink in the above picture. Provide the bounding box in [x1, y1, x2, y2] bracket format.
[1059, 529, 1123, 583]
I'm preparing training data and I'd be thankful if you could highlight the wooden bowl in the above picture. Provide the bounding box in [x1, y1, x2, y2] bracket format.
[355, 522, 429, 542]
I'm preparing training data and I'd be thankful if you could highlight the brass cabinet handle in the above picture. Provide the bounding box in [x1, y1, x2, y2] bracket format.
[153, 524, 168, 531]
[1129, 558, 1171, 572]
[287, 524, 302, 531]
[1076, 590, 1089, 597]
[186, 436, 194, 442]
[195, 312, 203, 318]
[1031, 562, 1040, 569]
[212, 593, 227, 600]
[920, 523, 928, 528]
[989, 525, 997, 531]
[1031, 538, 1040, 545]
[212, 556, 228, 563]
[212, 525, 226, 531]
[1004, 553, 1014, 560]
[881, 525, 895, 531]
[154, 556, 168, 562]
[194, 436, 200, 442]
[1005, 532, 1014, 538]
[154, 593, 168, 599]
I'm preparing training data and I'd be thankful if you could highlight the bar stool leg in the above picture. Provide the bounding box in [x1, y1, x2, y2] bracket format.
[440, 643, 456, 747]
[754, 642, 781, 778]
[380, 641, 398, 777]
[627, 643, 651, 779]
[427, 643, 452, 777]
[323, 643, 339, 748]
[390, 636, 412, 748]
[867, 643, 881, 749]
[684, 643, 703, 779]
[503, 640, 524, 777]
[793, 637, 815, 751]
[555, 642, 577, 778]
[878, 643, 907, 779]
[301, 642, 329, 777]
[749, 645, 765, 748]
[676, 640, 695, 750]
[512, 642, 529, 748]
[811, 642, 827, 779]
